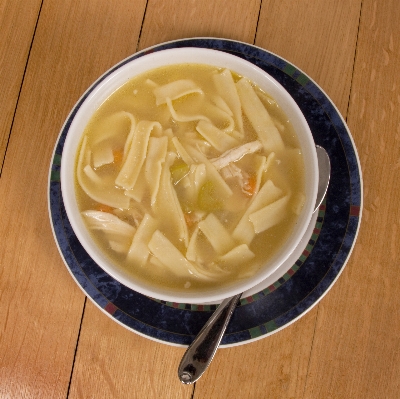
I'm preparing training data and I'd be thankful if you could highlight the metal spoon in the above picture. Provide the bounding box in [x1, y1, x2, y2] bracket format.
[314, 146, 331, 212]
[178, 146, 330, 384]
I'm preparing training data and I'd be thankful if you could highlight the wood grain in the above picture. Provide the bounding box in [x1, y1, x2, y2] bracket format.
[194, 309, 318, 399]
[138, 0, 261, 50]
[256, 0, 362, 115]
[303, 0, 400, 397]
[0, 0, 146, 397]
[0, 0, 42, 173]
[68, 300, 193, 399]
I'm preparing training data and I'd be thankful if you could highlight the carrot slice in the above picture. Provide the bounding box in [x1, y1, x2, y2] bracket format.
[95, 204, 114, 213]
[244, 175, 257, 197]
[113, 149, 124, 164]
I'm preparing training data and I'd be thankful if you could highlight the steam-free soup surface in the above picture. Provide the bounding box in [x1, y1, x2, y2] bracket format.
[75, 63, 305, 293]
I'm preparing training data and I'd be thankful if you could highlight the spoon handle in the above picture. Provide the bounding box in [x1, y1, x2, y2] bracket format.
[178, 293, 242, 384]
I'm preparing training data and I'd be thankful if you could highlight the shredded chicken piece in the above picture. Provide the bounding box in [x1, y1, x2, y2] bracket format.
[113, 206, 145, 228]
[220, 163, 244, 180]
[220, 164, 252, 195]
[211, 140, 263, 170]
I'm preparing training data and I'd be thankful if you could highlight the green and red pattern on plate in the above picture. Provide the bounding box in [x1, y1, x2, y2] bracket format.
[49, 38, 362, 347]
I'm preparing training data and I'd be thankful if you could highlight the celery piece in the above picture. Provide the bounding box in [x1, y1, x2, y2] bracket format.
[170, 160, 190, 184]
[197, 181, 222, 211]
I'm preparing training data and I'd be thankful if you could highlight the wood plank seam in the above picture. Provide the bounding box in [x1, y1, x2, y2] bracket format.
[345, 0, 365, 122]
[136, 0, 150, 52]
[191, 383, 196, 399]
[0, 0, 44, 177]
[300, 3, 364, 395]
[66, 298, 88, 398]
[301, 305, 321, 399]
[253, 0, 264, 45]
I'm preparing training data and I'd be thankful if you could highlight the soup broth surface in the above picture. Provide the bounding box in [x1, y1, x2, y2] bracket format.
[75, 63, 305, 293]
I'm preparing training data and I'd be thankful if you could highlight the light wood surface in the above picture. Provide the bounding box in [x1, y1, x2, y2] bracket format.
[0, 0, 42, 173]
[1, 0, 399, 398]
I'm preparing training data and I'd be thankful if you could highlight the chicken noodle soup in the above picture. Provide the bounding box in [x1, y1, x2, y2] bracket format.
[75, 63, 306, 292]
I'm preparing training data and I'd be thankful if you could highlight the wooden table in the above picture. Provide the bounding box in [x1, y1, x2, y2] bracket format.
[1, 1, 399, 397]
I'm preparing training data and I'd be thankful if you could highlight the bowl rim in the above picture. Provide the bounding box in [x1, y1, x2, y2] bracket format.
[60, 47, 318, 303]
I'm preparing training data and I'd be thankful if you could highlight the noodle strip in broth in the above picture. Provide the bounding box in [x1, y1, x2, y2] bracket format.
[115, 121, 162, 190]
[212, 69, 244, 136]
[77, 136, 130, 209]
[236, 78, 285, 153]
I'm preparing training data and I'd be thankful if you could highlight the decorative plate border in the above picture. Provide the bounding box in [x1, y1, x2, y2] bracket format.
[48, 38, 362, 347]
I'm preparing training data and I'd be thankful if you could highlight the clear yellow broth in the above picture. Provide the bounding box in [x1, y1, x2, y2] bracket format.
[75, 63, 305, 293]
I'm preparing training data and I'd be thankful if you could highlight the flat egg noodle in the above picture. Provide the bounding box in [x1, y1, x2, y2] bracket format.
[77, 136, 130, 209]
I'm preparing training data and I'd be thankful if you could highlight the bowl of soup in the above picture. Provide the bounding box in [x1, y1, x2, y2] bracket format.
[61, 47, 318, 304]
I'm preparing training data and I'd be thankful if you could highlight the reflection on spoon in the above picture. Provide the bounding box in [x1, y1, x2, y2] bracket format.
[178, 146, 330, 384]
[315, 146, 331, 211]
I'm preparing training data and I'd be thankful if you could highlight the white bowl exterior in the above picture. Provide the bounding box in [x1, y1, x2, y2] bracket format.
[61, 48, 318, 303]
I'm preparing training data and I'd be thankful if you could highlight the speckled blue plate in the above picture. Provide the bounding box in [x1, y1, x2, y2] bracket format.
[48, 38, 362, 347]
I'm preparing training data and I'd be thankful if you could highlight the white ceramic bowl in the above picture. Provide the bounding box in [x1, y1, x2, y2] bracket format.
[61, 47, 318, 304]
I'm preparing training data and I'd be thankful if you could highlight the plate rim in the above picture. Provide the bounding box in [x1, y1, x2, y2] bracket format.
[48, 37, 363, 347]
